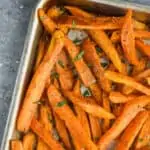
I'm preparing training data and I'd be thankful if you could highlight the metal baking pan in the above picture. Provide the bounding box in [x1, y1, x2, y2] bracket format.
[1, 0, 150, 149]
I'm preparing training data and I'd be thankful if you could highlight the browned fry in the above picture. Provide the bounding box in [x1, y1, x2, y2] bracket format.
[11, 140, 23, 150]
[111, 30, 150, 43]
[102, 93, 111, 133]
[54, 113, 72, 149]
[112, 104, 124, 117]
[98, 96, 150, 150]
[23, 132, 36, 150]
[104, 71, 150, 95]
[38, 8, 57, 34]
[73, 80, 91, 139]
[82, 39, 111, 92]
[53, 78, 60, 89]
[47, 85, 97, 150]
[47, 7, 64, 19]
[17, 30, 64, 132]
[109, 92, 137, 103]
[57, 15, 122, 30]
[31, 117, 64, 150]
[135, 112, 150, 149]
[56, 50, 74, 90]
[123, 69, 150, 95]
[116, 111, 148, 150]
[64, 91, 115, 119]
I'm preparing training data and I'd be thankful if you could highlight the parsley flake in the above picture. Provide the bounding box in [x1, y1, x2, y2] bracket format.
[33, 100, 44, 105]
[58, 60, 65, 68]
[56, 100, 68, 107]
[73, 50, 84, 62]
[72, 20, 77, 28]
[80, 84, 92, 97]
[51, 72, 59, 79]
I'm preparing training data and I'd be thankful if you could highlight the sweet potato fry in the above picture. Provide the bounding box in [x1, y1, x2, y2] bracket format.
[31, 117, 64, 150]
[17, 30, 65, 132]
[102, 93, 111, 133]
[57, 15, 122, 30]
[111, 30, 150, 43]
[65, 6, 147, 30]
[112, 104, 124, 117]
[121, 9, 139, 65]
[98, 96, 150, 150]
[82, 39, 111, 92]
[56, 50, 74, 90]
[11, 140, 23, 150]
[146, 77, 150, 85]
[54, 113, 71, 149]
[104, 71, 150, 95]
[109, 92, 137, 103]
[136, 39, 150, 57]
[47, 85, 97, 150]
[116, 111, 148, 150]
[123, 69, 150, 94]
[23, 132, 36, 150]
[38, 8, 57, 34]
[73, 80, 91, 139]
[64, 91, 115, 119]
[47, 6, 64, 20]
[135, 113, 150, 149]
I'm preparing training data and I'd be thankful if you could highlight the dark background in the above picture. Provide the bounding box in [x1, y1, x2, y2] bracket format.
[0, 0, 150, 147]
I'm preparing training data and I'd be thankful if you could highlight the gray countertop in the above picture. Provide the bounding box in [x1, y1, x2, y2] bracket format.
[0, 0, 150, 147]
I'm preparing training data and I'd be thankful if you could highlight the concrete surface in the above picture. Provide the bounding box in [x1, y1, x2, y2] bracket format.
[0, 0, 150, 147]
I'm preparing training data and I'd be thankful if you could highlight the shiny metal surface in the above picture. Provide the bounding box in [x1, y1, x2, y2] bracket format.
[1, 0, 150, 149]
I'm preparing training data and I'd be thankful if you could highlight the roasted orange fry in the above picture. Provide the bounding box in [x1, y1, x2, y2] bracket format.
[47, 6, 64, 19]
[136, 39, 150, 57]
[104, 71, 150, 95]
[98, 96, 150, 150]
[23, 132, 36, 150]
[109, 92, 137, 103]
[11, 140, 23, 150]
[73, 80, 91, 139]
[123, 69, 150, 94]
[111, 30, 150, 43]
[47, 85, 97, 150]
[37, 139, 49, 150]
[65, 6, 147, 30]
[56, 50, 74, 90]
[53, 78, 60, 89]
[116, 111, 148, 150]
[82, 39, 111, 92]
[121, 9, 139, 65]
[54, 113, 72, 149]
[135, 113, 150, 149]
[102, 93, 111, 133]
[57, 15, 122, 30]
[64, 91, 115, 119]
[31, 117, 64, 150]
[65, 6, 123, 73]
[38, 8, 57, 34]
[17, 30, 64, 132]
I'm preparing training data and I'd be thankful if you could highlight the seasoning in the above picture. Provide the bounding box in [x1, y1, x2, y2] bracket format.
[73, 50, 84, 62]
[56, 100, 68, 107]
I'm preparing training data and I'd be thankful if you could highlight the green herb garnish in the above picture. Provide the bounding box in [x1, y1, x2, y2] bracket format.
[56, 100, 68, 107]
[51, 72, 59, 79]
[138, 138, 144, 142]
[73, 39, 82, 45]
[80, 84, 92, 97]
[72, 20, 77, 28]
[58, 60, 65, 68]
[73, 50, 84, 62]
[95, 46, 103, 53]
[100, 57, 109, 69]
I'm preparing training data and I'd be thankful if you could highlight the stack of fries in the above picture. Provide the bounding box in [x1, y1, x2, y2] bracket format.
[11, 5, 150, 150]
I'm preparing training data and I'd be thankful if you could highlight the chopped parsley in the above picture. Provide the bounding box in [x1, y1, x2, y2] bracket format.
[73, 50, 84, 61]
[100, 57, 109, 69]
[51, 72, 59, 79]
[80, 84, 92, 97]
[73, 39, 82, 45]
[95, 46, 103, 53]
[87, 63, 93, 68]
[138, 138, 144, 142]
[72, 20, 77, 28]
[58, 60, 65, 68]
[56, 100, 68, 107]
